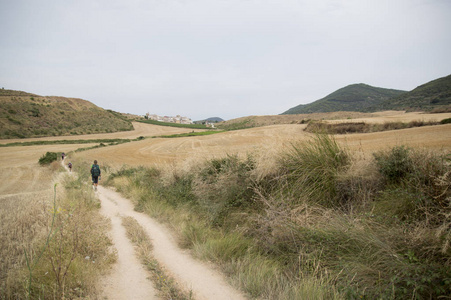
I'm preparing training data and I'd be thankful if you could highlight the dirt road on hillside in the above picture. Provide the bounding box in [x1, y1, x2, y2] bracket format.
[97, 185, 247, 300]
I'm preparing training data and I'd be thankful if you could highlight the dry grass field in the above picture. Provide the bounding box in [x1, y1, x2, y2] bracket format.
[1, 111, 450, 298]
[220, 111, 451, 127]
[0, 121, 206, 145]
[328, 111, 451, 124]
[1, 112, 450, 191]
[78, 112, 451, 169]
[0, 144, 96, 195]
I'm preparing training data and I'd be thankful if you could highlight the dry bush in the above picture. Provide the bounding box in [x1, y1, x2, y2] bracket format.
[430, 105, 451, 113]
[191, 154, 257, 226]
[305, 120, 440, 135]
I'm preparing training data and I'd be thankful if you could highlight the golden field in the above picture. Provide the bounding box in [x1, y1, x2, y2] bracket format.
[81, 112, 451, 168]
[1, 111, 451, 175]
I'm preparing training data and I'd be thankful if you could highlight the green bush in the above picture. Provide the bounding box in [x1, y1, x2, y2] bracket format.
[38, 152, 58, 165]
[374, 146, 412, 184]
[441, 118, 451, 124]
[374, 146, 451, 223]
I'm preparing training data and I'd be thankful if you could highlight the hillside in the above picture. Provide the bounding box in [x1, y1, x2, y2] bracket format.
[0, 89, 133, 139]
[282, 84, 406, 114]
[379, 74, 451, 111]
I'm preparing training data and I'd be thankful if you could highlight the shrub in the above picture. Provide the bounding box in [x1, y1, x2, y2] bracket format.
[38, 152, 58, 165]
[373, 146, 412, 184]
[305, 122, 367, 134]
[374, 146, 451, 223]
[441, 118, 451, 124]
[194, 154, 257, 226]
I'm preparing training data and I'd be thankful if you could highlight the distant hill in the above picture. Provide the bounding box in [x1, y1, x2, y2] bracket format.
[194, 117, 224, 124]
[0, 89, 133, 139]
[378, 74, 451, 111]
[282, 84, 406, 114]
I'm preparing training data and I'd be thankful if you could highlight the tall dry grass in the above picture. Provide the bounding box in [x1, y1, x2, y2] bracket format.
[0, 191, 51, 299]
[1, 160, 115, 299]
[278, 133, 350, 207]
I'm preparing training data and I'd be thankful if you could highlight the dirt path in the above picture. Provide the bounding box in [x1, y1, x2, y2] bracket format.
[98, 194, 159, 300]
[97, 185, 247, 300]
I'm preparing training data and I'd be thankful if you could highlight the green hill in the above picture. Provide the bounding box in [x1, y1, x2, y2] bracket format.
[282, 84, 406, 114]
[0, 89, 133, 139]
[379, 74, 451, 111]
[194, 117, 224, 124]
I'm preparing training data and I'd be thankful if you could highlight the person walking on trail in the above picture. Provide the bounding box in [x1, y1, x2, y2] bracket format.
[91, 160, 101, 191]
[68, 162, 73, 172]
[62, 152, 66, 161]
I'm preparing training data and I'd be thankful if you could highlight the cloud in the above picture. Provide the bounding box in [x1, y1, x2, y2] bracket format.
[1, 0, 450, 120]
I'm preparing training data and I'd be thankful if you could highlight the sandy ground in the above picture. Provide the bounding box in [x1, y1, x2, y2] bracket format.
[97, 185, 246, 300]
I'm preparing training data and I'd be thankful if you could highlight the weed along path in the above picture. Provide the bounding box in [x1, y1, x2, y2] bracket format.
[97, 185, 247, 300]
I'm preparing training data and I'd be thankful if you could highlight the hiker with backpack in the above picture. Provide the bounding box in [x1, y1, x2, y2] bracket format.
[91, 160, 101, 191]
[68, 162, 72, 172]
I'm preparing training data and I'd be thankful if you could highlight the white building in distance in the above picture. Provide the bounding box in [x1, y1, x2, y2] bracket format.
[146, 113, 193, 124]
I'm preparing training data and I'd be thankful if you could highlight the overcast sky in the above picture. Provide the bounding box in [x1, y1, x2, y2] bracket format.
[1, 0, 450, 120]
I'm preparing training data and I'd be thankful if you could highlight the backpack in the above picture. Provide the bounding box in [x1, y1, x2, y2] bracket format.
[91, 164, 100, 176]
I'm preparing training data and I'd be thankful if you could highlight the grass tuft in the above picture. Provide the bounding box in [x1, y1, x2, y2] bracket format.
[279, 134, 350, 206]
[122, 216, 193, 299]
